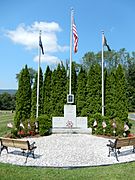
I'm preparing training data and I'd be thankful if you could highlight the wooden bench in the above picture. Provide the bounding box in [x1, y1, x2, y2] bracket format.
[0, 137, 37, 163]
[107, 137, 135, 161]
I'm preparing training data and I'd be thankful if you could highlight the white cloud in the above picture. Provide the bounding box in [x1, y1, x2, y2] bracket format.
[31, 21, 62, 32]
[5, 21, 69, 63]
[34, 54, 60, 64]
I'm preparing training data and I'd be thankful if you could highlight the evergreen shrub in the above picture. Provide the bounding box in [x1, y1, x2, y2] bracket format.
[38, 115, 52, 136]
[88, 113, 130, 136]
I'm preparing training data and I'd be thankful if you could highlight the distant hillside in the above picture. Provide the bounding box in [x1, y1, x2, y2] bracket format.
[0, 89, 17, 95]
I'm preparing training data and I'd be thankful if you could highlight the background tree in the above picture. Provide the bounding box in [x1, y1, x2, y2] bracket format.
[0, 93, 15, 110]
[14, 65, 31, 128]
[82, 52, 96, 71]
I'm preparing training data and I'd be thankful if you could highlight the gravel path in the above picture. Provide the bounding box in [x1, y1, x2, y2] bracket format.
[0, 134, 135, 167]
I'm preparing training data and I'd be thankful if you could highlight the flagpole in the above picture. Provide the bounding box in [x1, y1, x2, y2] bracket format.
[69, 8, 73, 95]
[36, 30, 41, 119]
[102, 31, 104, 116]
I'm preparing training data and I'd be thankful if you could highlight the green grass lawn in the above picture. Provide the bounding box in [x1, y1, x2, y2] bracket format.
[0, 162, 135, 180]
[0, 111, 14, 137]
[129, 119, 135, 134]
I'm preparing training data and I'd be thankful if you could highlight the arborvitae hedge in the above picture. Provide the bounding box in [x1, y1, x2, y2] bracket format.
[115, 64, 128, 121]
[105, 69, 117, 118]
[83, 63, 102, 116]
[76, 66, 87, 116]
[43, 66, 52, 116]
[14, 65, 31, 129]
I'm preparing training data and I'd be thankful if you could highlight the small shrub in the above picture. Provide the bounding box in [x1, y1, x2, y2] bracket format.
[11, 128, 18, 138]
[88, 113, 130, 137]
[38, 114, 52, 136]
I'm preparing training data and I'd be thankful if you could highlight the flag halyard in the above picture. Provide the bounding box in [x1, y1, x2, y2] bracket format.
[39, 35, 44, 55]
[72, 18, 78, 53]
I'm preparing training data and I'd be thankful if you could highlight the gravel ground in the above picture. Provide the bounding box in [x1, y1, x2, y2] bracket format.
[0, 134, 135, 167]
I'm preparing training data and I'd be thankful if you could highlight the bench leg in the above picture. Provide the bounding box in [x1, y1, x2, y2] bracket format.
[24, 152, 29, 164]
[0, 146, 8, 155]
[108, 147, 112, 157]
[22, 150, 25, 156]
[24, 150, 35, 163]
[133, 146, 135, 152]
[115, 149, 119, 161]
[117, 149, 121, 154]
[31, 150, 35, 158]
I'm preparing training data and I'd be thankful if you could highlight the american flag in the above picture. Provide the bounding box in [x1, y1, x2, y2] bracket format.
[72, 18, 78, 53]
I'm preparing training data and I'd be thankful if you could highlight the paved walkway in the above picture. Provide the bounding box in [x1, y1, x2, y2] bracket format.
[128, 113, 135, 121]
[0, 134, 135, 167]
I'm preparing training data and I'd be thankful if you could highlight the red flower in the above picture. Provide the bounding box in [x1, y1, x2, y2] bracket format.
[18, 130, 25, 135]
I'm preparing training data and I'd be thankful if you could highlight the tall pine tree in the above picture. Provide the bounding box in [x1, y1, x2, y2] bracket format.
[50, 63, 67, 116]
[84, 63, 101, 116]
[127, 62, 135, 112]
[105, 68, 117, 118]
[14, 65, 31, 128]
[115, 64, 128, 121]
[76, 66, 87, 116]
[43, 66, 52, 116]
[71, 62, 77, 101]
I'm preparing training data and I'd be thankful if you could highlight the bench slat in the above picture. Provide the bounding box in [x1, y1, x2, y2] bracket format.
[116, 138, 130, 148]
[0, 138, 29, 150]
[129, 138, 135, 146]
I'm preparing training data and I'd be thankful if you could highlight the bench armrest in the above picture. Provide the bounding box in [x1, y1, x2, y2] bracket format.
[107, 140, 115, 148]
[29, 142, 36, 150]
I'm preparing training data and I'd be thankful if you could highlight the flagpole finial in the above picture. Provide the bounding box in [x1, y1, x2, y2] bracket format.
[39, 30, 42, 36]
[71, 7, 74, 11]
[70, 7, 74, 15]
[101, 30, 104, 34]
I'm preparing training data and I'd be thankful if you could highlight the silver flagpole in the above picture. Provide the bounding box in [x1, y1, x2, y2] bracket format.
[102, 31, 104, 116]
[69, 8, 73, 95]
[36, 30, 41, 119]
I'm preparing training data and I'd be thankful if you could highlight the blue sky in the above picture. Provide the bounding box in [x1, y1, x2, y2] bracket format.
[0, 0, 135, 89]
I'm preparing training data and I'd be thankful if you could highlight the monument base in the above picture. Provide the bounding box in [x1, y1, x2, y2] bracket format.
[51, 127, 92, 134]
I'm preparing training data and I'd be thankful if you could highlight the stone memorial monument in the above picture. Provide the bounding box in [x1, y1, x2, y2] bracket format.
[52, 103, 92, 134]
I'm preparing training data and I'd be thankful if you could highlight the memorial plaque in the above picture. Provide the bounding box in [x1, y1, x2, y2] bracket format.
[67, 94, 74, 104]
